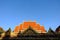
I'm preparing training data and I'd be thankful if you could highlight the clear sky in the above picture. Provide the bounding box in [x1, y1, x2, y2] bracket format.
[0, 0, 60, 31]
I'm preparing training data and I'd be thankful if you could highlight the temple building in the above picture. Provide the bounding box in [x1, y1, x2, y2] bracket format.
[14, 21, 46, 33]
[55, 26, 60, 33]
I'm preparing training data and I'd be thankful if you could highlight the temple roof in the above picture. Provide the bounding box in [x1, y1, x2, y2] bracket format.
[55, 26, 60, 32]
[14, 21, 46, 33]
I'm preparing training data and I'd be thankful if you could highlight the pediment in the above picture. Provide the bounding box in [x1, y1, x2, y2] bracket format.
[22, 26, 37, 36]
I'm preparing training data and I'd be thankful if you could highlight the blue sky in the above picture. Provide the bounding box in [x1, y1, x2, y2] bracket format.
[0, 0, 60, 31]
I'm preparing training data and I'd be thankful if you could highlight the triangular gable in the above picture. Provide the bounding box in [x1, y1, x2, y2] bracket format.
[22, 26, 38, 36]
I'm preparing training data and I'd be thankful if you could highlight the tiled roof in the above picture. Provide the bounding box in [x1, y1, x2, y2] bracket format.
[14, 21, 46, 33]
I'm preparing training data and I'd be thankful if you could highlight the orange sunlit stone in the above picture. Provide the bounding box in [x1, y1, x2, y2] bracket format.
[14, 26, 19, 33]
[14, 21, 46, 33]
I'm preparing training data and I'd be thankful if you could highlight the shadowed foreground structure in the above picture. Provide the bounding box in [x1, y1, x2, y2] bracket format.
[0, 22, 60, 40]
[1, 26, 60, 40]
